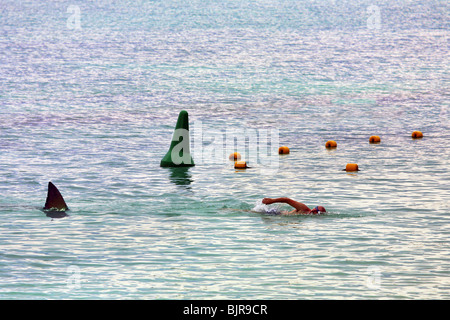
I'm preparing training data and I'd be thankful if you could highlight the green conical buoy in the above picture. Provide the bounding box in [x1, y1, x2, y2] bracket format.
[160, 110, 195, 167]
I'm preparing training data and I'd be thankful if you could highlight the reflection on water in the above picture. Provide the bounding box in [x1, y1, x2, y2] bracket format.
[44, 210, 69, 219]
[168, 167, 193, 188]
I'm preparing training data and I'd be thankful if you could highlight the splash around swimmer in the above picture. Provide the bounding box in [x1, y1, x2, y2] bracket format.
[259, 197, 326, 215]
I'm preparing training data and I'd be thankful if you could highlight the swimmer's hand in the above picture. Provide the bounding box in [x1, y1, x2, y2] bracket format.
[262, 198, 274, 205]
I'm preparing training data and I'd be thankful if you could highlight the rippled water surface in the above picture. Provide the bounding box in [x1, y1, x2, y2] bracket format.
[0, 0, 449, 299]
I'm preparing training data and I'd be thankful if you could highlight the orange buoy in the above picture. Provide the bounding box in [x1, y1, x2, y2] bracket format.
[412, 131, 423, 139]
[369, 135, 381, 143]
[325, 140, 337, 148]
[278, 146, 290, 154]
[234, 161, 248, 169]
[229, 152, 241, 160]
[345, 163, 359, 172]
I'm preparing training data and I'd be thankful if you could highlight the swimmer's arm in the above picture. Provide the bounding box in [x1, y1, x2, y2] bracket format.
[262, 197, 310, 213]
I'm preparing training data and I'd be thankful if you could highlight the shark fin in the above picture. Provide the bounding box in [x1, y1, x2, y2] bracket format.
[43, 182, 69, 211]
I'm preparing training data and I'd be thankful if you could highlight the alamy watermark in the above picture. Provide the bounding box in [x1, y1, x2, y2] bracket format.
[169, 120, 280, 174]
[66, 265, 81, 290]
[367, 5, 381, 30]
[366, 266, 382, 290]
[440, 105, 448, 128]
[67, 5, 82, 30]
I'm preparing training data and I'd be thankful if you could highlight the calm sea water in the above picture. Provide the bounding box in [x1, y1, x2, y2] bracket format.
[0, 0, 449, 299]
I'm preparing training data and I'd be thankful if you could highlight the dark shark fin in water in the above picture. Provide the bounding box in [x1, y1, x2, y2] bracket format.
[44, 182, 69, 212]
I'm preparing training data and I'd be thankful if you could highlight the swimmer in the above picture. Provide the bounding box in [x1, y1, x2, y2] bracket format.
[262, 197, 326, 215]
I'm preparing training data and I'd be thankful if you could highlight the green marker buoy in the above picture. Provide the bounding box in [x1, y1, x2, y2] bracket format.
[160, 110, 195, 167]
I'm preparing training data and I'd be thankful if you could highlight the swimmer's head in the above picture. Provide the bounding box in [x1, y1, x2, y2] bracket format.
[311, 206, 326, 214]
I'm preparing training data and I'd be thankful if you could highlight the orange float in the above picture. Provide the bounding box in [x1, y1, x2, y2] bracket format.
[234, 161, 248, 169]
[278, 146, 290, 154]
[412, 131, 423, 139]
[229, 152, 241, 160]
[325, 140, 337, 148]
[345, 163, 359, 172]
[369, 136, 381, 143]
